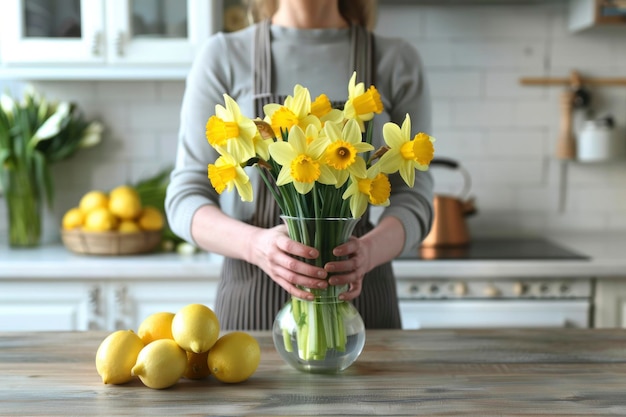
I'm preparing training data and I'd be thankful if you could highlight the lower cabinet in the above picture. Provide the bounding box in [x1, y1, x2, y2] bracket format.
[0, 281, 99, 331]
[0, 279, 219, 332]
[594, 278, 626, 328]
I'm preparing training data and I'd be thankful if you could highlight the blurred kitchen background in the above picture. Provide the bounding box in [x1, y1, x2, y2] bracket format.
[1, 0, 626, 244]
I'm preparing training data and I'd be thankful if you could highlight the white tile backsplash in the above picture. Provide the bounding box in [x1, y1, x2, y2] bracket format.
[1, 1, 626, 241]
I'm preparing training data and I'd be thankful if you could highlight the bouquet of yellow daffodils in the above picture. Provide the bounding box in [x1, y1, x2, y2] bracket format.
[205, 72, 435, 362]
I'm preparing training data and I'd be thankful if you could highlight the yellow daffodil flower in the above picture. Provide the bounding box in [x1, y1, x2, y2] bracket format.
[323, 119, 373, 187]
[376, 114, 435, 187]
[269, 124, 336, 194]
[263, 85, 322, 138]
[208, 153, 253, 202]
[343, 72, 383, 132]
[342, 169, 391, 218]
[206, 94, 257, 163]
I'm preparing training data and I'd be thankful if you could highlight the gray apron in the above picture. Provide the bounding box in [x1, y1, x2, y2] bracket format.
[215, 20, 401, 330]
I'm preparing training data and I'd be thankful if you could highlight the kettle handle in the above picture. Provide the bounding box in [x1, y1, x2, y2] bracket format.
[429, 157, 472, 200]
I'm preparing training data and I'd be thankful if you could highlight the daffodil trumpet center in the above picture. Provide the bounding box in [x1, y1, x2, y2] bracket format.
[353, 86, 383, 116]
[311, 94, 332, 118]
[326, 141, 356, 170]
[271, 107, 299, 137]
[290, 154, 320, 183]
[208, 164, 237, 194]
[400, 141, 415, 161]
[412, 133, 435, 165]
[206, 116, 240, 146]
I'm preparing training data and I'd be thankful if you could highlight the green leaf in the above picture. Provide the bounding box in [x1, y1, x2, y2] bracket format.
[33, 150, 54, 209]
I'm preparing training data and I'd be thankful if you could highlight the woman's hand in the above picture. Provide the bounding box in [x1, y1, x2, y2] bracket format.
[249, 224, 329, 300]
[324, 236, 371, 301]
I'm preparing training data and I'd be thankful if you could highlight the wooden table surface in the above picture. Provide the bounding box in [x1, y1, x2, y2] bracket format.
[2, 329, 626, 416]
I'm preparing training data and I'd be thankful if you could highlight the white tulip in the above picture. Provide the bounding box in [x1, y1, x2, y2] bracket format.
[31, 102, 71, 142]
[78, 121, 104, 148]
[0, 94, 14, 118]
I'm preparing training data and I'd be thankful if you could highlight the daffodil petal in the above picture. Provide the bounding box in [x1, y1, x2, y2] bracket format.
[399, 162, 416, 187]
[382, 122, 405, 148]
[269, 141, 297, 166]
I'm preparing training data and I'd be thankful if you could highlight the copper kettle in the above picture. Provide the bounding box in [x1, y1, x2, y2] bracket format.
[421, 158, 476, 247]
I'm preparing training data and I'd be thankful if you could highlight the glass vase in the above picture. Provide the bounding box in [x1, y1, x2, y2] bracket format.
[3, 165, 42, 247]
[272, 216, 366, 374]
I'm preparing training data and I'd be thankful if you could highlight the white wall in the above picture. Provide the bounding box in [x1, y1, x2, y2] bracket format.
[1, 1, 626, 243]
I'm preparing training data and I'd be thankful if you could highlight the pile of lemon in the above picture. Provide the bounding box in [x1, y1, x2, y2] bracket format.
[95, 303, 261, 390]
[62, 185, 164, 233]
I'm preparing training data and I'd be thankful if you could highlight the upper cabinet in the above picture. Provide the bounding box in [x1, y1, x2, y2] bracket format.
[0, 0, 216, 79]
[569, 0, 626, 32]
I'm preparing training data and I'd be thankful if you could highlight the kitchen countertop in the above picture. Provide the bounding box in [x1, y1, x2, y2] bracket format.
[2, 232, 626, 280]
[2, 329, 626, 416]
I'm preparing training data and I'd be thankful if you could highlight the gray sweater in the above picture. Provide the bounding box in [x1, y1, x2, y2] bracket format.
[166, 23, 434, 255]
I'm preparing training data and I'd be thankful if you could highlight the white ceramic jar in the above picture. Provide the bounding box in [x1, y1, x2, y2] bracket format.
[577, 118, 625, 162]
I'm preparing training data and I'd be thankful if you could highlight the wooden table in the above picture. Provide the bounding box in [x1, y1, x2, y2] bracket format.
[2, 329, 626, 416]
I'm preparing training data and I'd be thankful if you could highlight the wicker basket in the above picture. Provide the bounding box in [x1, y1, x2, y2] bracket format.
[61, 229, 162, 255]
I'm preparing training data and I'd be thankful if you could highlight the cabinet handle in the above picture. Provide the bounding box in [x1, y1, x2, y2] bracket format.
[89, 286, 102, 315]
[88, 286, 102, 330]
[91, 31, 102, 56]
[115, 32, 126, 57]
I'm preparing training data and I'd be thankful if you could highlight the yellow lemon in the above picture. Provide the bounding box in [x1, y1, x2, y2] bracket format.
[62, 207, 84, 230]
[109, 185, 142, 221]
[137, 206, 164, 231]
[137, 311, 175, 345]
[79, 190, 109, 214]
[171, 303, 220, 353]
[118, 220, 141, 233]
[83, 207, 118, 232]
[131, 339, 187, 389]
[207, 332, 261, 383]
[183, 350, 211, 380]
[95, 329, 144, 385]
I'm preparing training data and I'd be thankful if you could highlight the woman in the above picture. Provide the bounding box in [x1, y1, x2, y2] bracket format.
[165, 0, 434, 330]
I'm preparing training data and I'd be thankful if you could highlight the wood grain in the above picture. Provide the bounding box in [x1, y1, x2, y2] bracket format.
[2, 329, 626, 416]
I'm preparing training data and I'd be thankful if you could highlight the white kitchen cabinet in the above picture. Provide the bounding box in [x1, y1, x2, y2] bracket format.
[0, 281, 101, 331]
[0, 0, 214, 73]
[593, 278, 626, 328]
[0, 278, 219, 332]
[107, 280, 219, 331]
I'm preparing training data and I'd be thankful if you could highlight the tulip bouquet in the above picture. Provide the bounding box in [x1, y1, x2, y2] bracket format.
[205, 72, 434, 362]
[0, 86, 103, 246]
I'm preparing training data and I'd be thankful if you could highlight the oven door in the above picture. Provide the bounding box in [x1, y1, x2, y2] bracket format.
[399, 300, 591, 329]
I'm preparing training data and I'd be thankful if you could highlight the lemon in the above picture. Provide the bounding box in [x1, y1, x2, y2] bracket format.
[79, 190, 109, 214]
[137, 206, 164, 231]
[131, 339, 187, 389]
[171, 303, 220, 353]
[62, 207, 84, 230]
[183, 350, 211, 380]
[109, 185, 142, 221]
[118, 220, 141, 233]
[207, 332, 261, 383]
[95, 330, 144, 385]
[137, 312, 175, 345]
[83, 207, 118, 232]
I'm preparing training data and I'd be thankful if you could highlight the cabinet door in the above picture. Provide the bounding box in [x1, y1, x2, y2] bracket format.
[594, 278, 626, 328]
[105, 0, 212, 64]
[0, 0, 106, 64]
[109, 280, 219, 331]
[0, 281, 103, 331]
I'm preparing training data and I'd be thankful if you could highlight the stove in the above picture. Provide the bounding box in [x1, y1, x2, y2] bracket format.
[396, 238, 592, 330]
[400, 238, 589, 261]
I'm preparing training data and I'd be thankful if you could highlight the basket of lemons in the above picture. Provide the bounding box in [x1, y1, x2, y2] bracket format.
[61, 185, 164, 255]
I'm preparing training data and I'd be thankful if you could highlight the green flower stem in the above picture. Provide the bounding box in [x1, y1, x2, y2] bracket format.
[281, 216, 359, 361]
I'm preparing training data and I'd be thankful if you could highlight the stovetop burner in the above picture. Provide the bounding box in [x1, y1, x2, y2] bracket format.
[400, 238, 589, 261]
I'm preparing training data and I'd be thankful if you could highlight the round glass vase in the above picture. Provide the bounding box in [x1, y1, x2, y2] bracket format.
[272, 216, 366, 374]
